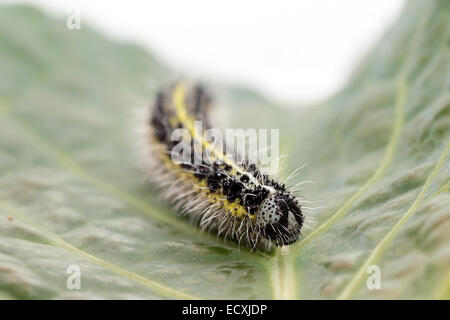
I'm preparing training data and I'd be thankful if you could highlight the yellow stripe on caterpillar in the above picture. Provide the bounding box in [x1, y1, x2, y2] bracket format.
[142, 82, 305, 249]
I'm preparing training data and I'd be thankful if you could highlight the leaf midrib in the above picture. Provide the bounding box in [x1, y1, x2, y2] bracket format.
[270, 7, 440, 299]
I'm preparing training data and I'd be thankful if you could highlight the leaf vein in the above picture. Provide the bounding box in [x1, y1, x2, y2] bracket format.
[0, 198, 201, 299]
[337, 140, 450, 299]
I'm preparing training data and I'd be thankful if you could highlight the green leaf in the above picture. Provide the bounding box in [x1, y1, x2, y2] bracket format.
[0, 1, 449, 299]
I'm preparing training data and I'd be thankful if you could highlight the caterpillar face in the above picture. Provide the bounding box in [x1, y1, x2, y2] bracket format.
[256, 191, 303, 246]
[142, 82, 306, 250]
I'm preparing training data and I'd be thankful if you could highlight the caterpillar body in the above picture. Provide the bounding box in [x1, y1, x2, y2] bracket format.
[142, 82, 304, 250]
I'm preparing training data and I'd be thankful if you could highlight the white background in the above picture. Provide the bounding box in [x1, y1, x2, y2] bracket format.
[11, 0, 405, 104]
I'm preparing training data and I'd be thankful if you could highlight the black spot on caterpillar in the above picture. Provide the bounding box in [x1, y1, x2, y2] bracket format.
[141, 82, 304, 250]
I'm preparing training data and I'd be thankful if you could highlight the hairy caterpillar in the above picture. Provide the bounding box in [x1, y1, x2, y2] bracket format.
[141, 82, 304, 250]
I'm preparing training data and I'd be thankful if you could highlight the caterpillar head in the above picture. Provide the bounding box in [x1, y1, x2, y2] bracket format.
[256, 191, 303, 246]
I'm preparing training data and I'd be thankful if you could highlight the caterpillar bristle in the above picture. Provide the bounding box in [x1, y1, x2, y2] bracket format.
[138, 82, 309, 251]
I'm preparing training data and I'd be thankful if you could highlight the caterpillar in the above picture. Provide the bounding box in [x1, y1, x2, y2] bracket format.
[140, 82, 304, 250]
